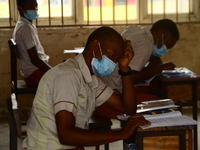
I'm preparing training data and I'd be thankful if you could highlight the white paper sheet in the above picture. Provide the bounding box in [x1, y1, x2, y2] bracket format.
[117, 111, 197, 129]
[140, 115, 197, 129]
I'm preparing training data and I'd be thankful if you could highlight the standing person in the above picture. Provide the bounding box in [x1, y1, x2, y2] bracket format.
[13, 0, 52, 87]
[99, 19, 179, 93]
[22, 26, 150, 150]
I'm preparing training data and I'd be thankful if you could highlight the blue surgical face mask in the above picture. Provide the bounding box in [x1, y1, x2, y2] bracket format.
[152, 35, 168, 57]
[24, 10, 39, 20]
[91, 42, 116, 77]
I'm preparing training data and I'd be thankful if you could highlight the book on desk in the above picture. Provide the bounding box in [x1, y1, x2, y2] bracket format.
[137, 98, 178, 113]
[117, 99, 198, 129]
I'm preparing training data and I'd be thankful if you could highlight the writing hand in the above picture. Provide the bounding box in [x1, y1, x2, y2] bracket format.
[120, 114, 151, 139]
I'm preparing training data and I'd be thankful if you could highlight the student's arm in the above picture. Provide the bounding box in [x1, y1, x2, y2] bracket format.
[103, 39, 137, 115]
[147, 56, 163, 67]
[55, 110, 150, 146]
[130, 61, 176, 84]
[28, 46, 52, 72]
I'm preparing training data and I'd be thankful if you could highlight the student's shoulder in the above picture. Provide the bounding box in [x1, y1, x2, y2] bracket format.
[122, 25, 142, 33]
[58, 59, 81, 76]
[121, 25, 148, 39]
[17, 21, 35, 32]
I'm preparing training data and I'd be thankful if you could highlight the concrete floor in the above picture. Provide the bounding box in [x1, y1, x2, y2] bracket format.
[0, 107, 199, 150]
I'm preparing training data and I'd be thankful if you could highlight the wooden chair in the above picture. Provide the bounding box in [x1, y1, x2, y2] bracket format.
[6, 94, 26, 150]
[8, 39, 37, 99]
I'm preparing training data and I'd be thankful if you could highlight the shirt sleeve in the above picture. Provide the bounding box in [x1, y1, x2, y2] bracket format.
[52, 68, 80, 116]
[94, 76, 114, 107]
[20, 24, 36, 50]
[122, 26, 153, 71]
[129, 40, 153, 71]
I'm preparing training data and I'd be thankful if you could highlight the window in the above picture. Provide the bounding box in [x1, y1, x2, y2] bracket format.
[145, 0, 198, 23]
[0, 0, 9, 18]
[0, 0, 199, 28]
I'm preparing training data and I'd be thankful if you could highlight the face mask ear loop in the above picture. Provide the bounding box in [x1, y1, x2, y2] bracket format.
[92, 51, 95, 58]
[162, 34, 165, 45]
[19, 6, 25, 13]
[98, 42, 103, 57]
[156, 38, 158, 47]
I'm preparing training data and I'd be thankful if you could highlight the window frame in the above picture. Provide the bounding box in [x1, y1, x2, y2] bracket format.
[0, 0, 200, 28]
[139, 0, 200, 23]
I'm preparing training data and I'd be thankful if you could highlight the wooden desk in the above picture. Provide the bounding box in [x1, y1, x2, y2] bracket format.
[150, 68, 199, 150]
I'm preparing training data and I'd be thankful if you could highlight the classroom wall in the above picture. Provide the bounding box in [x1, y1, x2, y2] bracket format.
[0, 24, 200, 117]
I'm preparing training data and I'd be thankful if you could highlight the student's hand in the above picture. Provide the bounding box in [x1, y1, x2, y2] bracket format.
[159, 62, 176, 70]
[118, 39, 134, 72]
[120, 114, 151, 139]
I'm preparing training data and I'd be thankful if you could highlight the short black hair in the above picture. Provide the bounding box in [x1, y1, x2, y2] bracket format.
[17, 0, 24, 6]
[17, 0, 32, 6]
[151, 19, 179, 40]
[85, 26, 123, 48]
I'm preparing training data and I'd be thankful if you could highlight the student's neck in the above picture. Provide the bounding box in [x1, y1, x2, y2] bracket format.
[82, 51, 94, 75]
[21, 15, 32, 23]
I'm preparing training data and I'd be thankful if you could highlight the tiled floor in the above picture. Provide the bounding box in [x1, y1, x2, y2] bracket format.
[0, 107, 199, 150]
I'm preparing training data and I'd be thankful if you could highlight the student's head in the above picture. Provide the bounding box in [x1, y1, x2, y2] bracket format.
[150, 19, 179, 49]
[17, 0, 38, 21]
[83, 26, 124, 76]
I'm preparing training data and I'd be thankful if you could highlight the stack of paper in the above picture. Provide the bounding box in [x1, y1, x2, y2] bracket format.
[117, 111, 197, 129]
[162, 67, 191, 78]
[137, 99, 179, 113]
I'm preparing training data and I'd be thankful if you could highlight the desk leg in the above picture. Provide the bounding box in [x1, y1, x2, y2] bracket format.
[105, 143, 109, 150]
[95, 146, 99, 150]
[95, 144, 109, 150]
[192, 82, 198, 150]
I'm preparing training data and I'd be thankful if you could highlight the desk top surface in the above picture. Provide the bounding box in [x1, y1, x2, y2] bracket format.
[161, 67, 200, 81]
[137, 125, 194, 132]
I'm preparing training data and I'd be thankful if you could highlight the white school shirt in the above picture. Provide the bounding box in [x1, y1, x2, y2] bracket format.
[22, 54, 114, 150]
[99, 25, 154, 93]
[12, 16, 49, 78]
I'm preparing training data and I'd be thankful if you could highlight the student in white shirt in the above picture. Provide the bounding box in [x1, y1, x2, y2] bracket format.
[23, 26, 150, 150]
[13, 0, 52, 87]
[100, 19, 179, 93]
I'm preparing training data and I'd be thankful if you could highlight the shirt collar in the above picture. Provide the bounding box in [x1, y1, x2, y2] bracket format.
[75, 54, 93, 84]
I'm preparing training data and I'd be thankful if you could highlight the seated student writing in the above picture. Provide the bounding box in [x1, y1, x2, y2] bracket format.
[13, 0, 52, 87]
[99, 19, 179, 93]
[22, 27, 150, 150]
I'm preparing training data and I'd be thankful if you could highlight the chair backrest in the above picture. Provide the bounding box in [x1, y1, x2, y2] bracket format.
[8, 39, 18, 92]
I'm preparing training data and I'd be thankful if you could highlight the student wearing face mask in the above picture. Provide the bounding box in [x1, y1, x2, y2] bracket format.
[12, 0, 52, 87]
[99, 19, 179, 93]
[22, 26, 150, 150]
